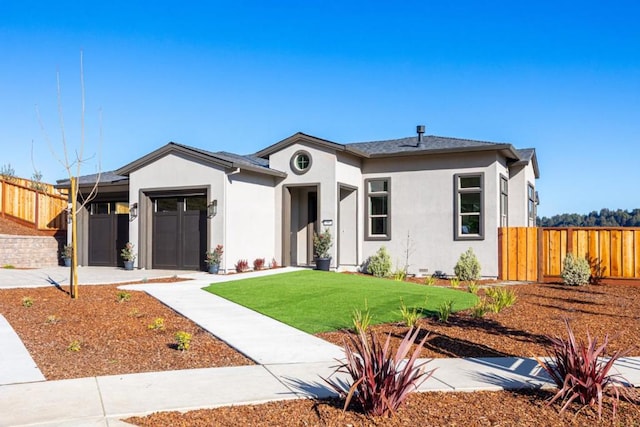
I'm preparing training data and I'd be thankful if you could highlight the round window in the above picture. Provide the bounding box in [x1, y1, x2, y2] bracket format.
[290, 150, 312, 175]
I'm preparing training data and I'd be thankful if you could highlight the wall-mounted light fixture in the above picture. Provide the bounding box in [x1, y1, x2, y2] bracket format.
[207, 200, 217, 218]
[129, 202, 138, 220]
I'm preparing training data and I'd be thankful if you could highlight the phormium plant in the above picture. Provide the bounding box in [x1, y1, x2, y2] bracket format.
[352, 301, 373, 334]
[325, 327, 434, 418]
[235, 259, 249, 272]
[399, 298, 421, 328]
[253, 258, 266, 271]
[535, 318, 634, 419]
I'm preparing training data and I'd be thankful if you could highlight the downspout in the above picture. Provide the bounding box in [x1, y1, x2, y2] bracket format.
[223, 167, 241, 273]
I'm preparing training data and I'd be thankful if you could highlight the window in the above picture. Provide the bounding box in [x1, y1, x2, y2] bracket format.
[528, 183, 536, 226]
[290, 150, 312, 175]
[455, 173, 484, 240]
[365, 178, 390, 240]
[500, 176, 508, 227]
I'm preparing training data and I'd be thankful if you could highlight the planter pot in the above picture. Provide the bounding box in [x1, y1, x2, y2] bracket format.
[123, 260, 134, 271]
[315, 257, 331, 271]
[63, 257, 71, 267]
[208, 263, 220, 274]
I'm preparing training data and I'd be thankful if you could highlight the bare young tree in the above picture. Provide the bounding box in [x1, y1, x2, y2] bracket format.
[37, 51, 102, 298]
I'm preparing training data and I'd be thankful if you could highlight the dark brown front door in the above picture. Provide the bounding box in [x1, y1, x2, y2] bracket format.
[152, 196, 206, 270]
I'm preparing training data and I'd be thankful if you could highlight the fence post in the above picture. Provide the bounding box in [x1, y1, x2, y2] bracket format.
[1, 179, 4, 218]
[34, 189, 39, 230]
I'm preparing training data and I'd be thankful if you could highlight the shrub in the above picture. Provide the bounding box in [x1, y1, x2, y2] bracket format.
[205, 245, 224, 265]
[235, 259, 249, 272]
[120, 242, 136, 262]
[116, 291, 131, 303]
[174, 331, 192, 351]
[392, 267, 406, 282]
[454, 248, 481, 281]
[467, 281, 479, 295]
[325, 327, 434, 417]
[399, 298, 421, 328]
[270, 258, 279, 269]
[470, 299, 489, 318]
[367, 246, 392, 278]
[424, 275, 436, 286]
[67, 340, 81, 352]
[449, 277, 461, 288]
[22, 296, 34, 308]
[561, 253, 591, 286]
[352, 301, 373, 334]
[536, 319, 634, 420]
[253, 258, 266, 271]
[437, 300, 454, 322]
[148, 317, 165, 331]
[485, 287, 517, 313]
[313, 228, 333, 258]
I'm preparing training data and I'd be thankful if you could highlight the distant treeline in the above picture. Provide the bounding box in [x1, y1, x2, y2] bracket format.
[538, 209, 640, 227]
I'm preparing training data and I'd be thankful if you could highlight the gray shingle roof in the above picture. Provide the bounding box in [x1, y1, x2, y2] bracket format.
[56, 171, 128, 187]
[346, 135, 510, 156]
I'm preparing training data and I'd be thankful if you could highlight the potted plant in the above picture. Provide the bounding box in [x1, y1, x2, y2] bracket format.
[61, 244, 73, 267]
[313, 228, 333, 271]
[205, 245, 224, 274]
[120, 242, 136, 270]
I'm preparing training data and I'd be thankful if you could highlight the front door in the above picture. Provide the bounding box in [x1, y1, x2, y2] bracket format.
[152, 195, 206, 270]
[282, 185, 319, 266]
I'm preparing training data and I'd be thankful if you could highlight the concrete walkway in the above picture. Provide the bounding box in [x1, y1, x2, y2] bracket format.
[1, 267, 639, 426]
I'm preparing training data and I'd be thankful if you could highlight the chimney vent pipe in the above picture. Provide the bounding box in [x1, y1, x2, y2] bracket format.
[416, 125, 426, 148]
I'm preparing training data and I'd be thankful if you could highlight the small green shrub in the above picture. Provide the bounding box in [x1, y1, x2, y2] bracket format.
[67, 340, 81, 352]
[352, 301, 373, 334]
[485, 287, 517, 313]
[424, 275, 436, 286]
[454, 248, 481, 281]
[253, 258, 266, 271]
[3, 264, 15, 269]
[22, 296, 33, 308]
[449, 277, 461, 288]
[116, 291, 131, 303]
[467, 281, 479, 295]
[561, 253, 591, 286]
[392, 267, 406, 282]
[470, 299, 489, 318]
[128, 308, 143, 318]
[174, 331, 192, 351]
[437, 300, 454, 323]
[367, 246, 392, 278]
[148, 317, 165, 331]
[399, 298, 421, 328]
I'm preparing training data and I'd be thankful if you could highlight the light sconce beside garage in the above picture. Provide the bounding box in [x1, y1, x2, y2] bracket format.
[129, 203, 138, 221]
[207, 200, 218, 218]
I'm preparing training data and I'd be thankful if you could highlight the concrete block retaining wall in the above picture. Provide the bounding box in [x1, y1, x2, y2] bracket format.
[0, 234, 64, 268]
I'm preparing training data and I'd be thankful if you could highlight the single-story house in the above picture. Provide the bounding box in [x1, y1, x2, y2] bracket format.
[60, 125, 539, 277]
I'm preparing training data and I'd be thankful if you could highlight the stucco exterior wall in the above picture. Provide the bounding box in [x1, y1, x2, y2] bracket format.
[361, 151, 503, 277]
[508, 162, 537, 226]
[224, 171, 276, 272]
[127, 152, 226, 269]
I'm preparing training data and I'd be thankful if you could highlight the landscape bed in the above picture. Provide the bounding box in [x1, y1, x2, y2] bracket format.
[1, 272, 639, 424]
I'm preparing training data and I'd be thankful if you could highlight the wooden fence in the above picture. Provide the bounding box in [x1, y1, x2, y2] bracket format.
[498, 227, 640, 282]
[0, 178, 68, 232]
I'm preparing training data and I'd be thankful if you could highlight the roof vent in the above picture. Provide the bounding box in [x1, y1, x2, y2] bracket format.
[416, 125, 426, 148]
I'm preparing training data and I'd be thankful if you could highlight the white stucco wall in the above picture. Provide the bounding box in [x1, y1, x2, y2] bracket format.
[224, 171, 276, 272]
[508, 162, 537, 226]
[361, 151, 504, 277]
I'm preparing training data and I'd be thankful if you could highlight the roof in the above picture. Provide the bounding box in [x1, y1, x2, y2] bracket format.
[345, 135, 519, 158]
[56, 171, 129, 188]
[116, 142, 286, 178]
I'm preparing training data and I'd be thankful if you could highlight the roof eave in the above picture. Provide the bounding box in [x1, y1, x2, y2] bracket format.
[255, 132, 349, 158]
[365, 143, 518, 159]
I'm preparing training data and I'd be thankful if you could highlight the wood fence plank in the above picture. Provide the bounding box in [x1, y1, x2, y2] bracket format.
[599, 230, 611, 277]
[576, 230, 588, 259]
[549, 230, 562, 276]
[516, 227, 527, 280]
[610, 230, 622, 277]
[507, 227, 519, 280]
[622, 230, 634, 278]
[635, 230, 640, 278]
[527, 227, 537, 281]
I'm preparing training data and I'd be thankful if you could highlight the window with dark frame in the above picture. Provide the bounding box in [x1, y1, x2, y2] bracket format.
[500, 175, 508, 227]
[455, 173, 484, 239]
[366, 178, 390, 239]
[528, 183, 536, 226]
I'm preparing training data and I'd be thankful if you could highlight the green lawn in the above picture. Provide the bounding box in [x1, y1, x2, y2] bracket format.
[204, 270, 478, 333]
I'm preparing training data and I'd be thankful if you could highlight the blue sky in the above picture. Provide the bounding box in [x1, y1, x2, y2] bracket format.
[1, 1, 638, 217]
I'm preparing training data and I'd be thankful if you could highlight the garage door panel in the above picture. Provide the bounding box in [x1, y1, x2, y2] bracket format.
[89, 215, 114, 266]
[153, 212, 179, 269]
[182, 211, 206, 270]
